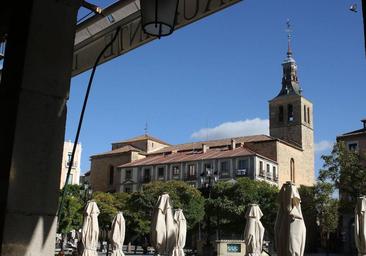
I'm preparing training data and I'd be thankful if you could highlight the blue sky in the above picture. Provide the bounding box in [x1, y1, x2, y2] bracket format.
[67, 0, 366, 176]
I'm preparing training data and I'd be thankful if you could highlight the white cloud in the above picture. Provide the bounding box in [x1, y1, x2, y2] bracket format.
[315, 140, 334, 153]
[191, 118, 269, 140]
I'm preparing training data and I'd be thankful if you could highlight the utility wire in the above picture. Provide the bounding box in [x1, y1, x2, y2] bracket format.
[57, 26, 121, 224]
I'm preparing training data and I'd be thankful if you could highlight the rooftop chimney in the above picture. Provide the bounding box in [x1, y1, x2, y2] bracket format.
[202, 144, 208, 153]
[231, 139, 236, 150]
[362, 118, 366, 129]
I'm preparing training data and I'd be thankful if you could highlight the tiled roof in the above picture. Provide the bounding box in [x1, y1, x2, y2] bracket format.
[119, 146, 275, 168]
[338, 128, 366, 137]
[91, 145, 142, 158]
[149, 135, 273, 154]
[338, 119, 366, 138]
[112, 134, 170, 146]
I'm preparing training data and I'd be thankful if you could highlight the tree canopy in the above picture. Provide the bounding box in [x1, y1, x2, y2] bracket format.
[57, 184, 84, 234]
[92, 191, 120, 229]
[126, 180, 205, 239]
[319, 141, 366, 212]
[206, 178, 279, 239]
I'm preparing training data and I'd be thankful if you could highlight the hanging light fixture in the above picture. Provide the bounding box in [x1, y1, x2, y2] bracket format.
[140, 0, 179, 37]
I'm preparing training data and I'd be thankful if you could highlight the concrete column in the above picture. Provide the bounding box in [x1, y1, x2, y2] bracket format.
[0, 0, 81, 255]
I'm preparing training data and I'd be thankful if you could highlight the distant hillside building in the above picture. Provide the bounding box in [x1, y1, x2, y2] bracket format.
[60, 141, 82, 188]
[89, 43, 315, 192]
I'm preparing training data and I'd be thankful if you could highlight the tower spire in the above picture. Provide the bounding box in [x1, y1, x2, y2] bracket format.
[273, 19, 302, 98]
[286, 19, 293, 57]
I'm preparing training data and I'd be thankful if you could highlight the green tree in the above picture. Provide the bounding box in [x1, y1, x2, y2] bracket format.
[318, 141, 366, 212]
[114, 192, 130, 211]
[207, 178, 279, 239]
[57, 184, 84, 234]
[298, 186, 320, 252]
[125, 181, 205, 240]
[314, 182, 339, 253]
[92, 192, 119, 229]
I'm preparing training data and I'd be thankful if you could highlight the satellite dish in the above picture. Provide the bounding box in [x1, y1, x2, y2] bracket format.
[349, 4, 357, 13]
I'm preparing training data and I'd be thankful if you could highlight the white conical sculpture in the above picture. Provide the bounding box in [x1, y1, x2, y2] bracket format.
[110, 212, 126, 256]
[355, 196, 366, 256]
[244, 204, 265, 256]
[172, 209, 187, 256]
[274, 181, 306, 256]
[151, 193, 176, 255]
[81, 201, 100, 256]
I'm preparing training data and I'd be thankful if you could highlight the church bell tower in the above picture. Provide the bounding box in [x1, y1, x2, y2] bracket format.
[269, 22, 314, 152]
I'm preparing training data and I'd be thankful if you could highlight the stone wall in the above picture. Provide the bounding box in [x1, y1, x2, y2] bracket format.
[245, 140, 277, 161]
[90, 152, 133, 192]
[339, 134, 366, 166]
[276, 141, 314, 187]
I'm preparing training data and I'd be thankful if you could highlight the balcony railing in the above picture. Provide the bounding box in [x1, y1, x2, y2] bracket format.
[236, 169, 247, 177]
[172, 174, 181, 180]
[220, 171, 230, 178]
[185, 175, 197, 181]
[157, 176, 165, 181]
[66, 161, 78, 168]
[259, 170, 265, 177]
[266, 172, 272, 180]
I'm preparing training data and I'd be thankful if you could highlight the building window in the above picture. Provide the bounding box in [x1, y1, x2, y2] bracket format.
[348, 142, 359, 151]
[236, 159, 248, 176]
[109, 166, 114, 185]
[259, 161, 264, 176]
[273, 166, 278, 181]
[307, 107, 310, 124]
[204, 163, 212, 171]
[238, 159, 248, 170]
[158, 167, 165, 180]
[279, 106, 284, 122]
[288, 104, 294, 122]
[143, 168, 151, 183]
[303, 105, 307, 123]
[221, 161, 228, 172]
[124, 185, 132, 193]
[290, 158, 295, 183]
[266, 164, 271, 179]
[187, 164, 196, 180]
[67, 152, 72, 166]
[66, 174, 73, 184]
[125, 169, 132, 180]
[172, 166, 180, 178]
[220, 161, 229, 177]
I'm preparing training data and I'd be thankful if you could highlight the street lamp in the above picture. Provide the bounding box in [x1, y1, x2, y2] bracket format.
[81, 182, 93, 203]
[200, 168, 218, 256]
[140, 0, 179, 37]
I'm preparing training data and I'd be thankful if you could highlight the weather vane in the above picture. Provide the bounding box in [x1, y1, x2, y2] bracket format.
[285, 18, 292, 41]
[144, 121, 148, 135]
[285, 18, 293, 56]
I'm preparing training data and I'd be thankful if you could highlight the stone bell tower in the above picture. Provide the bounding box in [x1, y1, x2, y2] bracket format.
[268, 22, 314, 184]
